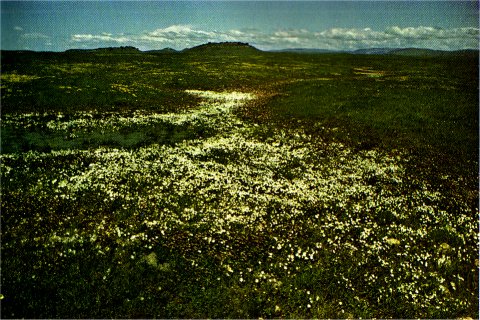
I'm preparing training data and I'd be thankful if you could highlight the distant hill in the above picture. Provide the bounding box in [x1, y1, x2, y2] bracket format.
[270, 48, 341, 54]
[352, 48, 395, 55]
[182, 42, 260, 54]
[65, 46, 141, 54]
[144, 48, 178, 54]
[388, 48, 478, 57]
[351, 47, 478, 57]
[8, 43, 476, 58]
[388, 48, 443, 56]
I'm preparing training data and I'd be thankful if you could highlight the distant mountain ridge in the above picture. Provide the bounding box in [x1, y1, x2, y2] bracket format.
[144, 48, 178, 54]
[65, 46, 141, 54]
[8, 42, 477, 57]
[270, 48, 343, 54]
[351, 48, 395, 55]
[181, 43, 478, 57]
[387, 48, 478, 57]
[281, 47, 478, 57]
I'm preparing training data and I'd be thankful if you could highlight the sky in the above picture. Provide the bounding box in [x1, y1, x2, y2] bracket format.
[1, 1, 479, 52]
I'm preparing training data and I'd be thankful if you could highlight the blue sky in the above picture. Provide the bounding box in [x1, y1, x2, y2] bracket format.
[1, 1, 478, 51]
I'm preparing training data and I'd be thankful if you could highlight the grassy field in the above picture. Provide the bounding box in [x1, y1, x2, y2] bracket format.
[1, 43, 478, 318]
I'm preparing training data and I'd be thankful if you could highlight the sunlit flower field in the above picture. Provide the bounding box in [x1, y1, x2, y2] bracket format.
[1, 89, 477, 318]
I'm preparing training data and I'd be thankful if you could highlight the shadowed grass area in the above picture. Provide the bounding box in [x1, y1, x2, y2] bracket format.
[238, 54, 478, 188]
[257, 77, 478, 157]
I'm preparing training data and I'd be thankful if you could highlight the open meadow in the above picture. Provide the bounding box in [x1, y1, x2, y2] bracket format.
[1, 44, 478, 318]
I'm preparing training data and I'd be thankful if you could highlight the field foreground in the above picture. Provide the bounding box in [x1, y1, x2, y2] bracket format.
[1, 47, 478, 318]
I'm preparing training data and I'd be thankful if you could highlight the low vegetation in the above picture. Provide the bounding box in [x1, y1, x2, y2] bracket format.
[1, 44, 478, 318]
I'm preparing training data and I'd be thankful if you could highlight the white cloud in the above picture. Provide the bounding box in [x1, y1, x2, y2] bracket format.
[148, 25, 214, 39]
[21, 32, 50, 40]
[14, 26, 23, 32]
[385, 26, 479, 40]
[71, 34, 130, 43]
[317, 28, 388, 41]
[69, 25, 480, 51]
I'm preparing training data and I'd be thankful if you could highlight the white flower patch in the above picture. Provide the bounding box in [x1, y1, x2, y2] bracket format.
[1, 89, 477, 316]
[31, 90, 255, 134]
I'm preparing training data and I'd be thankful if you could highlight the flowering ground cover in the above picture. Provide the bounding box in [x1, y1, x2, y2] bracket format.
[1, 46, 478, 318]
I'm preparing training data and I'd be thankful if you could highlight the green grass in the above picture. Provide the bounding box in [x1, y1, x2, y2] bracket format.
[1, 45, 478, 318]
[239, 53, 478, 187]
[255, 77, 478, 164]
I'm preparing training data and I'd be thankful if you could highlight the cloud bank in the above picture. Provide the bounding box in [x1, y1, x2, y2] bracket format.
[71, 25, 478, 51]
